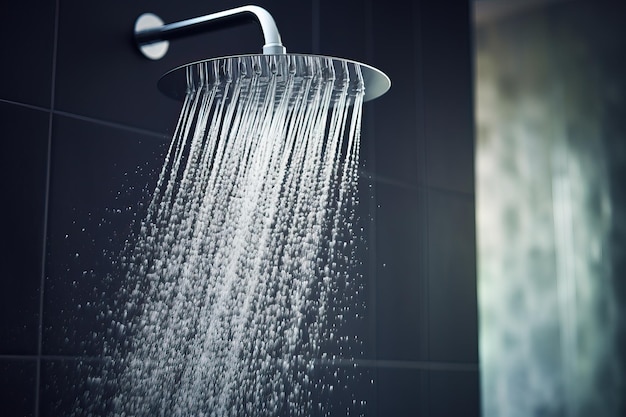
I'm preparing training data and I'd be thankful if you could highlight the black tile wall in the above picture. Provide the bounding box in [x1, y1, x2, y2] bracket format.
[419, 2, 475, 194]
[429, 369, 480, 417]
[54, 0, 313, 134]
[0, 103, 49, 355]
[375, 182, 427, 361]
[43, 115, 166, 356]
[39, 360, 377, 417]
[371, 0, 423, 185]
[376, 367, 480, 417]
[311, 363, 377, 417]
[0, 1, 56, 107]
[319, 0, 368, 63]
[376, 367, 427, 417]
[0, 359, 37, 417]
[39, 359, 111, 417]
[54, 0, 189, 133]
[427, 188, 478, 363]
[0, 0, 478, 415]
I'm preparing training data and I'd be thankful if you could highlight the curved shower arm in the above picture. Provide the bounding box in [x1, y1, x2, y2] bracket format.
[135, 5, 287, 60]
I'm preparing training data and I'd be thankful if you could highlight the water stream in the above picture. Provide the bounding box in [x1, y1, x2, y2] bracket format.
[107, 55, 366, 416]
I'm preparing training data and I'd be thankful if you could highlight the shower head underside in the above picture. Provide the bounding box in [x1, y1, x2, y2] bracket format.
[134, 5, 390, 102]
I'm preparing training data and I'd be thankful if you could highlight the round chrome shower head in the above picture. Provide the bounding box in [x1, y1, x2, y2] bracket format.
[157, 54, 391, 103]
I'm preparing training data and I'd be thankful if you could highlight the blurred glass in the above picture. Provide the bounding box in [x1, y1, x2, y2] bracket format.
[474, 1, 626, 416]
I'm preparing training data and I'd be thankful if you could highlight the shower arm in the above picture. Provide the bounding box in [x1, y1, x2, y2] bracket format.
[135, 5, 287, 60]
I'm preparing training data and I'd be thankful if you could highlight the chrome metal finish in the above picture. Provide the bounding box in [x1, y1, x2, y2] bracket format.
[134, 5, 286, 60]
[135, 13, 169, 60]
[134, 5, 390, 101]
[158, 54, 391, 103]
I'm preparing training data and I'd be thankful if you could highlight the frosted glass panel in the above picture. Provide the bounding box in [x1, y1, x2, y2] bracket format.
[475, 2, 626, 416]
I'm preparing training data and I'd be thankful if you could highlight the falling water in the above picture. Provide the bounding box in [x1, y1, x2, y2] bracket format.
[107, 55, 366, 416]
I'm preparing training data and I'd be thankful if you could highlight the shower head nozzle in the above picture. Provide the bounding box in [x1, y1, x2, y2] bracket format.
[158, 54, 390, 103]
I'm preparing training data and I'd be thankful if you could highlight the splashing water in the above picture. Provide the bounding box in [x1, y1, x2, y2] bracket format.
[109, 55, 366, 416]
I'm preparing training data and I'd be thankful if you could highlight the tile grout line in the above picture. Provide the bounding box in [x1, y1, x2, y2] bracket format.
[415, 0, 429, 360]
[0, 353, 479, 370]
[0, 98, 50, 113]
[413, 2, 431, 416]
[0, 98, 472, 199]
[363, 3, 381, 414]
[364, 0, 377, 365]
[0, 354, 105, 362]
[0, 98, 168, 141]
[35, 0, 60, 414]
[53, 110, 168, 140]
[317, 357, 480, 372]
[311, 0, 320, 54]
[361, 169, 477, 199]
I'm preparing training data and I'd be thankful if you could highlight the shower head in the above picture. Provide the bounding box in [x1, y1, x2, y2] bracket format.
[134, 5, 390, 102]
[158, 54, 389, 103]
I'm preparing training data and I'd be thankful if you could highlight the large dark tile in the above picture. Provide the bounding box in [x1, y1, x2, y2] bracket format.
[419, 2, 474, 194]
[319, 0, 368, 63]
[370, 0, 422, 185]
[0, 359, 37, 417]
[40, 359, 373, 417]
[42, 115, 167, 356]
[376, 366, 479, 417]
[0, 103, 49, 355]
[374, 182, 428, 361]
[256, 0, 313, 54]
[427, 188, 478, 363]
[54, 0, 312, 134]
[429, 369, 480, 417]
[310, 362, 376, 417]
[40, 359, 112, 417]
[0, 1, 55, 107]
[377, 366, 428, 417]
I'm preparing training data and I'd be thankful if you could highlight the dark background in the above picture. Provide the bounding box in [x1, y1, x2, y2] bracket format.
[0, 0, 478, 416]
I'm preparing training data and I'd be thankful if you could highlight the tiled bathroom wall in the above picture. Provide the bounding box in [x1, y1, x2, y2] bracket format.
[0, 1, 478, 416]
